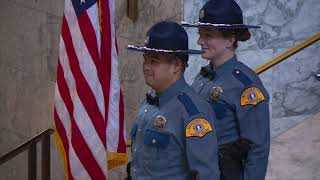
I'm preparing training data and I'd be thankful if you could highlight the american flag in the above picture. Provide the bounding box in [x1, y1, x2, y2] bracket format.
[53, 0, 127, 179]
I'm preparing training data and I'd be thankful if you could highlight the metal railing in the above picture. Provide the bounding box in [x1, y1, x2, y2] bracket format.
[255, 32, 320, 74]
[0, 129, 55, 180]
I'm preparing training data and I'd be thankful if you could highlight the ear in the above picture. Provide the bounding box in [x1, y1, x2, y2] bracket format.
[226, 34, 236, 48]
[173, 58, 183, 74]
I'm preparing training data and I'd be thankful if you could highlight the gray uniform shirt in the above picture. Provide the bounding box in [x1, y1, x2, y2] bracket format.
[192, 55, 270, 180]
[131, 77, 219, 180]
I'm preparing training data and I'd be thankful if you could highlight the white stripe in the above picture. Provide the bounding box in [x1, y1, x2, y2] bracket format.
[54, 84, 90, 180]
[64, 0, 105, 120]
[59, 35, 107, 177]
[87, 3, 101, 56]
[106, 0, 121, 152]
[69, 145, 91, 180]
[55, 83, 71, 141]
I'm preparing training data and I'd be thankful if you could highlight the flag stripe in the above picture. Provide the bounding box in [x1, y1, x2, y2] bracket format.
[54, 0, 127, 177]
[58, 35, 107, 177]
[104, 0, 120, 152]
[64, 0, 106, 125]
[62, 16, 106, 147]
[55, 81, 90, 179]
[57, 60, 106, 179]
[54, 108, 74, 180]
[86, 4, 101, 56]
[99, 0, 112, 122]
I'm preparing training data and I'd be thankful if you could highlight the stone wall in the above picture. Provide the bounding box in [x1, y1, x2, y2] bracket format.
[0, 0, 181, 179]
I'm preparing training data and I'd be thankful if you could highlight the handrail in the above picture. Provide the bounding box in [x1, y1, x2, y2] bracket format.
[255, 32, 320, 74]
[0, 128, 55, 180]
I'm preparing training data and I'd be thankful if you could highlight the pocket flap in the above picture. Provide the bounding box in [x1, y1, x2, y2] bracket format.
[144, 129, 170, 149]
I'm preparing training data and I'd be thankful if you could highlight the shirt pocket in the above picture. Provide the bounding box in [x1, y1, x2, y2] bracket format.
[209, 100, 228, 119]
[142, 129, 170, 163]
[143, 129, 170, 149]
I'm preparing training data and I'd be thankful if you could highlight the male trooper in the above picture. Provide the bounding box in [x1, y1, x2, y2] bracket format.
[127, 21, 220, 179]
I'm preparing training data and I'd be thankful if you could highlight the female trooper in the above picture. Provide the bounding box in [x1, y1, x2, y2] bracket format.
[127, 21, 219, 180]
[182, 0, 270, 180]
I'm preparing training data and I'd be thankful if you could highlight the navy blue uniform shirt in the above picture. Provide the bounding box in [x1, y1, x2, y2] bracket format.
[131, 77, 220, 180]
[192, 55, 270, 180]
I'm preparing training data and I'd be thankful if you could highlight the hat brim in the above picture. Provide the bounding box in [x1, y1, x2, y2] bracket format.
[127, 45, 203, 54]
[181, 21, 260, 29]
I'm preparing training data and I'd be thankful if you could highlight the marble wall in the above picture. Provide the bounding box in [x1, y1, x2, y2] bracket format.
[183, 0, 320, 179]
[0, 0, 181, 179]
[183, 0, 320, 137]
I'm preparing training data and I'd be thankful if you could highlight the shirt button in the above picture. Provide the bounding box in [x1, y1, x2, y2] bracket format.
[144, 109, 148, 113]
[134, 148, 137, 152]
[133, 168, 136, 173]
[152, 139, 156, 144]
[200, 83, 204, 86]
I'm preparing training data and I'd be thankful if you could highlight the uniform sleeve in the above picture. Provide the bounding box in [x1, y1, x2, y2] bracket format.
[184, 114, 220, 180]
[235, 88, 270, 180]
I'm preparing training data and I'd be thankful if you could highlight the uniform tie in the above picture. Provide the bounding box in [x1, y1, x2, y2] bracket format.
[146, 93, 159, 106]
[200, 66, 216, 80]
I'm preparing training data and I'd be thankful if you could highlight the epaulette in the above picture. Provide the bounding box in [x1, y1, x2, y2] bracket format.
[177, 93, 199, 116]
[232, 69, 252, 87]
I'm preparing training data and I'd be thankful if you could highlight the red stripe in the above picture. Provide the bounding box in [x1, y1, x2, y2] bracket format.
[54, 108, 74, 180]
[62, 16, 106, 147]
[77, 11, 111, 126]
[117, 90, 126, 152]
[57, 60, 106, 179]
[99, 0, 112, 123]
[77, 12, 101, 69]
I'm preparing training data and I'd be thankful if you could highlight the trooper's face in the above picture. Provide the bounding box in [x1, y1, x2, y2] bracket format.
[142, 53, 177, 93]
[197, 28, 233, 61]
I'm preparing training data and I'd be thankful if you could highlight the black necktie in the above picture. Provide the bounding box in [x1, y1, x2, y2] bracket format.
[146, 93, 159, 106]
[200, 66, 216, 80]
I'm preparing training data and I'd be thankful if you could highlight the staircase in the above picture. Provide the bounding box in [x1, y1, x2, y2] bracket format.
[266, 112, 320, 180]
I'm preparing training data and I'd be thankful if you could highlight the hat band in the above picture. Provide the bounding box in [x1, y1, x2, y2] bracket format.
[128, 45, 189, 53]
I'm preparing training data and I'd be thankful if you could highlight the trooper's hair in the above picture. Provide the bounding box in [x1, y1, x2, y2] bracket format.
[175, 54, 189, 72]
[219, 29, 251, 49]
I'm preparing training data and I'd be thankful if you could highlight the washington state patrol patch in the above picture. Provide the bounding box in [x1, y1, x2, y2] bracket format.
[241, 87, 265, 106]
[185, 118, 213, 138]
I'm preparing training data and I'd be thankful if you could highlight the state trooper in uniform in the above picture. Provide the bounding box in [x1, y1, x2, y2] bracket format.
[126, 21, 220, 180]
[182, 0, 270, 180]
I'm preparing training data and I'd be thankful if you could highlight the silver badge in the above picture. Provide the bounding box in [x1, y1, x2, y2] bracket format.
[199, 10, 205, 19]
[210, 86, 223, 100]
[154, 115, 166, 129]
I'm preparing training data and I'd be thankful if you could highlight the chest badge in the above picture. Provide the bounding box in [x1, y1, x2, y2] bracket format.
[210, 86, 223, 100]
[154, 115, 167, 129]
[241, 87, 265, 106]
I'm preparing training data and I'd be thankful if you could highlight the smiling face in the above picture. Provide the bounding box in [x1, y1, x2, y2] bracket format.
[197, 28, 235, 65]
[142, 52, 182, 93]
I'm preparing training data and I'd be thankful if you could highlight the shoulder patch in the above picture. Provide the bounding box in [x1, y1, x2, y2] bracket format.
[241, 87, 265, 106]
[185, 118, 213, 138]
[233, 69, 252, 87]
[177, 93, 199, 116]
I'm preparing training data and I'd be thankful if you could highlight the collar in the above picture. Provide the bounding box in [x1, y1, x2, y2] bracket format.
[214, 55, 238, 77]
[158, 77, 187, 108]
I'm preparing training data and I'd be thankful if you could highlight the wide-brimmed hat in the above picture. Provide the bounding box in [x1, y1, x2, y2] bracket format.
[127, 21, 202, 54]
[181, 0, 260, 30]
